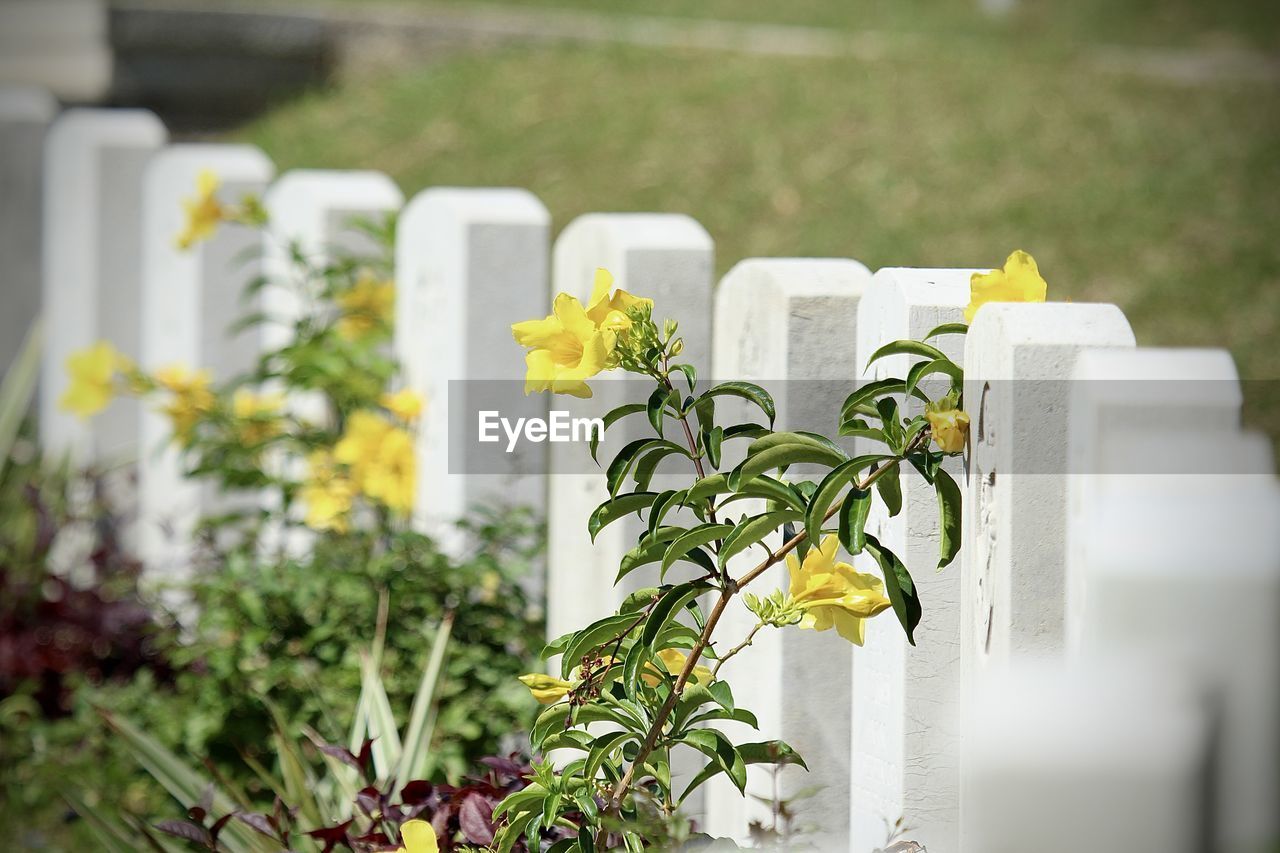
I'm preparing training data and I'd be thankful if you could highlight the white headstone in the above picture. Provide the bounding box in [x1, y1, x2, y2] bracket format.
[0, 0, 113, 103]
[1078, 451, 1280, 847]
[848, 268, 973, 852]
[960, 303, 1134, 675]
[0, 85, 56, 378]
[393, 187, 551, 542]
[1064, 347, 1246, 652]
[545, 213, 714, 642]
[39, 107, 167, 463]
[964, 660, 1213, 853]
[137, 144, 275, 580]
[260, 169, 404, 354]
[703, 258, 871, 849]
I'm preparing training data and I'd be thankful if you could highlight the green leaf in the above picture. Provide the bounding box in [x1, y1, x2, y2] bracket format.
[561, 613, 645, 679]
[737, 740, 808, 770]
[923, 321, 969, 340]
[583, 731, 636, 783]
[640, 582, 710, 652]
[660, 524, 733, 577]
[699, 381, 776, 426]
[863, 339, 950, 372]
[837, 488, 872, 555]
[876, 464, 903, 517]
[633, 445, 686, 491]
[677, 730, 746, 792]
[728, 441, 847, 492]
[804, 455, 892, 546]
[647, 490, 686, 541]
[864, 535, 922, 645]
[934, 467, 962, 569]
[588, 492, 658, 542]
[608, 439, 687, 496]
[0, 318, 40, 482]
[647, 386, 672, 436]
[590, 403, 647, 463]
[703, 424, 724, 469]
[876, 397, 904, 453]
[905, 357, 964, 398]
[394, 614, 453, 791]
[674, 363, 697, 393]
[719, 510, 803, 567]
[685, 473, 804, 512]
[617, 529, 716, 584]
[840, 377, 923, 421]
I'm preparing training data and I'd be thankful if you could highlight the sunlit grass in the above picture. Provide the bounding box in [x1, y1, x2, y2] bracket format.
[238, 41, 1280, 436]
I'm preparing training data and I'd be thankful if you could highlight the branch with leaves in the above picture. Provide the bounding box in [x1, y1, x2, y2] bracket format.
[496, 256, 1040, 851]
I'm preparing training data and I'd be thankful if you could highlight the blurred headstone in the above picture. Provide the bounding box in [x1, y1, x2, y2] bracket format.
[704, 258, 871, 850]
[40, 107, 167, 463]
[0, 0, 112, 103]
[0, 85, 57, 380]
[393, 187, 550, 548]
[137, 144, 274, 582]
[849, 268, 973, 853]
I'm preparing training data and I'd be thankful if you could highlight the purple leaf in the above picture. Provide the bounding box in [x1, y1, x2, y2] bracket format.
[155, 819, 213, 847]
[458, 794, 495, 845]
[236, 812, 277, 838]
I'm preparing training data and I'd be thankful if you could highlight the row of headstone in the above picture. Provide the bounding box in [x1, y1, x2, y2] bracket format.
[19, 103, 1280, 853]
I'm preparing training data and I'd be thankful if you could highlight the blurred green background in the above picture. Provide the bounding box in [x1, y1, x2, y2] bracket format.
[230, 0, 1280, 433]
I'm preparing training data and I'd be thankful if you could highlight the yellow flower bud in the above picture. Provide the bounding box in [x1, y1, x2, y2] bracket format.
[518, 673, 575, 704]
[925, 405, 970, 453]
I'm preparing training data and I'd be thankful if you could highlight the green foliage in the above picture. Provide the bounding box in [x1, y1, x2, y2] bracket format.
[158, 515, 542, 787]
[507, 301, 969, 848]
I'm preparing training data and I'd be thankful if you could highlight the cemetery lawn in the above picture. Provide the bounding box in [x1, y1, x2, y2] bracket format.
[237, 41, 1280, 437]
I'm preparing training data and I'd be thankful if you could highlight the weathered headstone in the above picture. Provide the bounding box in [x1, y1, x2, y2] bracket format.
[0, 0, 112, 103]
[137, 144, 274, 580]
[959, 303, 1134, 676]
[702, 258, 871, 849]
[1068, 347, 1280, 849]
[545, 213, 714, 642]
[1064, 347, 1246, 652]
[39, 107, 167, 463]
[958, 302, 1135, 852]
[0, 85, 56, 379]
[260, 169, 404, 355]
[963, 660, 1213, 853]
[849, 268, 973, 852]
[393, 187, 550, 544]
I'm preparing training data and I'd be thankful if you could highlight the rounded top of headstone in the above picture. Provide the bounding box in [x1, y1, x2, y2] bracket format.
[266, 168, 404, 210]
[969, 301, 1136, 348]
[46, 107, 166, 148]
[401, 186, 550, 227]
[557, 212, 713, 253]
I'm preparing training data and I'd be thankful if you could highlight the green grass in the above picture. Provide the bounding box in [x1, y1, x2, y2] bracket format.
[286, 0, 1280, 50]
[237, 41, 1280, 436]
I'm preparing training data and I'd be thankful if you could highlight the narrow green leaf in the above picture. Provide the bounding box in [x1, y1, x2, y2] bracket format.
[640, 582, 710, 652]
[588, 492, 658, 542]
[864, 535, 922, 645]
[923, 321, 969, 340]
[728, 442, 847, 492]
[674, 363, 697, 393]
[837, 487, 872, 555]
[659, 524, 733, 577]
[590, 403, 647, 463]
[699, 381, 776, 426]
[934, 467, 962, 569]
[904, 357, 964, 398]
[876, 464, 903, 517]
[863, 339, 950, 372]
[561, 613, 645, 679]
[718, 510, 803, 567]
[646, 386, 670, 436]
[805, 455, 892, 546]
[394, 614, 453, 790]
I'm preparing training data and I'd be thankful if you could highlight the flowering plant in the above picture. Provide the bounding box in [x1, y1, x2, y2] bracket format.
[60, 172, 418, 548]
[503, 254, 1046, 848]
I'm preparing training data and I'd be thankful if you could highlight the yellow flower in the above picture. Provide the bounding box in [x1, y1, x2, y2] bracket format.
[584, 268, 651, 330]
[965, 250, 1048, 323]
[232, 389, 283, 444]
[300, 451, 355, 532]
[642, 648, 713, 687]
[511, 269, 650, 399]
[154, 364, 215, 445]
[787, 535, 892, 646]
[381, 388, 424, 423]
[925, 399, 970, 454]
[59, 341, 129, 419]
[334, 411, 416, 513]
[518, 673, 575, 704]
[175, 170, 227, 251]
[395, 819, 439, 853]
[336, 272, 395, 340]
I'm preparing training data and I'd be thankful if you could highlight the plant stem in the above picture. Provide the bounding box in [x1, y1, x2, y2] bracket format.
[602, 431, 929, 818]
[712, 622, 764, 678]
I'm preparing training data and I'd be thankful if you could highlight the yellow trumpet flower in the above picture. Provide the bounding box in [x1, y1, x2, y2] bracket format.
[175, 170, 227, 251]
[965, 250, 1048, 323]
[518, 673, 575, 704]
[59, 341, 129, 419]
[395, 819, 438, 853]
[787, 535, 892, 646]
